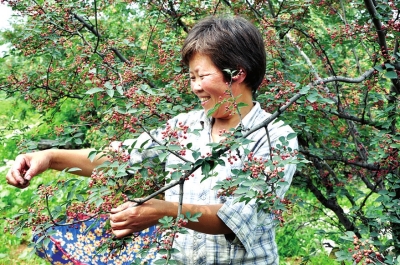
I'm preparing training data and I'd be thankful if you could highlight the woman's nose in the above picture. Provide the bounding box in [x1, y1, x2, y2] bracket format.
[191, 80, 202, 92]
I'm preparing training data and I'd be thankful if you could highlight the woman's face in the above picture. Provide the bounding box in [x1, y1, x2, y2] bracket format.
[188, 53, 232, 119]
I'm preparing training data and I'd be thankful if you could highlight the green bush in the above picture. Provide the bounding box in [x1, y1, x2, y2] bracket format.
[277, 187, 343, 265]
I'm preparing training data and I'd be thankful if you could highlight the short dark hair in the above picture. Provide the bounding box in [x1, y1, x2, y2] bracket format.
[181, 15, 266, 94]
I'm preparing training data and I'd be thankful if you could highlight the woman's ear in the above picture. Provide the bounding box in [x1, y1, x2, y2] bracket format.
[231, 69, 246, 82]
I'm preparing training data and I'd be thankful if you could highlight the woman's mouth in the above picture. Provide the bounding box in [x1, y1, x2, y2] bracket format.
[199, 97, 210, 105]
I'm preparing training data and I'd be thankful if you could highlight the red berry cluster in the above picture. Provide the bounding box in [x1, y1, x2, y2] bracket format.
[348, 235, 384, 264]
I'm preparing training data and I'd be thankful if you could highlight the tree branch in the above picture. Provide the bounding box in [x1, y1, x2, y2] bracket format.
[71, 12, 102, 38]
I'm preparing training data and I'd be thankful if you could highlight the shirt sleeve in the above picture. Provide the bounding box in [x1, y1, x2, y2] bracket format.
[217, 197, 275, 252]
[217, 122, 298, 252]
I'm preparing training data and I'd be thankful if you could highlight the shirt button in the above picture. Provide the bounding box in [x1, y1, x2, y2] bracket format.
[200, 195, 206, 200]
[196, 234, 202, 239]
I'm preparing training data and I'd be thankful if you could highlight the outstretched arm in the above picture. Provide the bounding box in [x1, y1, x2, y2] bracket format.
[6, 148, 108, 188]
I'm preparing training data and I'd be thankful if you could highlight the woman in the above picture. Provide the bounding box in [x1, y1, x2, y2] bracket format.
[7, 15, 298, 264]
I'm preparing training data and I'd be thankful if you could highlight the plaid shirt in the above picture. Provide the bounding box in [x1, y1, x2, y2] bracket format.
[127, 102, 298, 265]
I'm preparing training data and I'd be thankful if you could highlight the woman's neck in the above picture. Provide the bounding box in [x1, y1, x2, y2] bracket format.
[211, 102, 254, 142]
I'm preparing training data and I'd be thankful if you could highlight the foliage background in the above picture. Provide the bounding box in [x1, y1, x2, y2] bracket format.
[1, 0, 400, 264]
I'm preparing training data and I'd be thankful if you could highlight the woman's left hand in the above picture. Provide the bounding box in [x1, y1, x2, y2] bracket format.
[109, 199, 165, 238]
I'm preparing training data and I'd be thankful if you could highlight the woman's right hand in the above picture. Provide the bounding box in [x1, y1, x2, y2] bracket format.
[5, 151, 52, 189]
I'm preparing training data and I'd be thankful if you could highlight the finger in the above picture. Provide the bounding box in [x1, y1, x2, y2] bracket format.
[11, 157, 30, 185]
[6, 171, 30, 189]
[14, 154, 43, 182]
[6, 168, 25, 187]
[109, 218, 128, 229]
[110, 205, 126, 214]
[110, 201, 136, 213]
[13, 168, 26, 185]
[112, 228, 135, 239]
[24, 165, 40, 181]
[18, 181, 30, 189]
[109, 208, 130, 223]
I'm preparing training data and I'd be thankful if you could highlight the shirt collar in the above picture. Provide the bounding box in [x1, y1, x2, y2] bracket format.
[199, 101, 264, 132]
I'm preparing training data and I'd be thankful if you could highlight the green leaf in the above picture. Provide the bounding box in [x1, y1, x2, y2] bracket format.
[106, 89, 115, 98]
[104, 81, 113, 90]
[207, 103, 221, 117]
[76, 194, 85, 202]
[335, 250, 353, 261]
[85, 87, 104, 94]
[186, 212, 202, 222]
[95, 198, 104, 208]
[236, 102, 248, 108]
[116, 85, 124, 95]
[67, 167, 82, 172]
[159, 152, 169, 162]
[168, 145, 182, 151]
[180, 163, 192, 170]
[201, 161, 211, 179]
[192, 151, 201, 161]
[299, 85, 310, 94]
[140, 84, 156, 95]
[93, 93, 99, 108]
[385, 63, 395, 69]
[374, 65, 384, 72]
[74, 138, 83, 145]
[158, 216, 174, 225]
[306, 92, 319, 103]
[287, 132, 297, 140]
[171, 171, 182, 180]
[384, 70, 398, 79]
